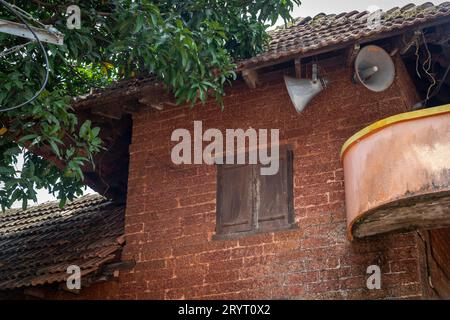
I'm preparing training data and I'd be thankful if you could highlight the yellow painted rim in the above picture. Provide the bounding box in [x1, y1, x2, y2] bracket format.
[340, 104, 450, 160]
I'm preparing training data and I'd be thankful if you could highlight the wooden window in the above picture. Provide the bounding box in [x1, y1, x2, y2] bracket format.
[215, 147, 295, 239]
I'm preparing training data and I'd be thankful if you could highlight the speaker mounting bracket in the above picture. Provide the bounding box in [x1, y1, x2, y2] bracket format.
[346, 43, 361, 67]
[294, 57, 302, 79]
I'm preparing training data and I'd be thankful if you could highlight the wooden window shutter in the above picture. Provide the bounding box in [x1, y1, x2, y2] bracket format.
[216, 164, 253, 235]
[255, 148, 294, 231]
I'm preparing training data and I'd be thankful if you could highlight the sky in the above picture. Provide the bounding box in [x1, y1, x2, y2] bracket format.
[12, 0, 448, 207]
[287, 0, 448, 20]
[10, 154, 95, 208]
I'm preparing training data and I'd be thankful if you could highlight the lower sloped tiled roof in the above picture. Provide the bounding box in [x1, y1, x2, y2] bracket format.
[0, 195, 125, 290]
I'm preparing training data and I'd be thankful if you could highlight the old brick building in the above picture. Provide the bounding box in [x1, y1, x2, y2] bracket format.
[1, 3, 450, 299]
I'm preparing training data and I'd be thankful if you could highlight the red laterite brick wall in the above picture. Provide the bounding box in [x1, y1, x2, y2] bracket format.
[53, 56, 427, 299]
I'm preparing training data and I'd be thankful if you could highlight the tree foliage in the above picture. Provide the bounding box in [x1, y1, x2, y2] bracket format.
[0, 0, 300, 210]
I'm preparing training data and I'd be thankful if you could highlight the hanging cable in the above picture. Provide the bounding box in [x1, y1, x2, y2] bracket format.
[427, 65, 450, 101]
[414, 38, 422, 79]
[0, 0, 50, 112]
[421, 32, 437, 104]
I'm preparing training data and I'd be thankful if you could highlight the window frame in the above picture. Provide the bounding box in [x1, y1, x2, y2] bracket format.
[213, 145, 297, 240]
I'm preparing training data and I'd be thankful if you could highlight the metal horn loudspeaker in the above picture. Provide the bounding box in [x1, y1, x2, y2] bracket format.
[284, 64, 328, 113]
[354, 45, 395, 92]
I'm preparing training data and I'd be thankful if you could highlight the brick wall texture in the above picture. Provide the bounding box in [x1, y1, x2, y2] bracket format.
[53, 56, 427, 299]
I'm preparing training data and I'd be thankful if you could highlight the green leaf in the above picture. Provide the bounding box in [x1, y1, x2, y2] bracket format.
[79, 120, 91, 138]
[18, 134, 38, 144]
[49, 140, 61, 158]
[0, 0, 300, 211]
[59, 196, 67, 208]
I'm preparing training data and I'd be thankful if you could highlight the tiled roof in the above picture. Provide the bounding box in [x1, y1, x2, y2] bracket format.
[0, 195, 125, 290]
[72, 2, 450, 103]
[238, 2, 450, 69]
[73, 74, 160, 105]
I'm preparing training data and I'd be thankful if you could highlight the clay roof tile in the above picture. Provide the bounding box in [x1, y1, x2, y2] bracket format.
[0, 195, 125, 290]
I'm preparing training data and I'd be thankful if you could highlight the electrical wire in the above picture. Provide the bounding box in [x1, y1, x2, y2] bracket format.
[413, 31, 439, 107]
[414, 38, 422, 79]
[427, 65, 450, 101]
[421, 32, 437, 104]
[0, 0, 50, 112]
